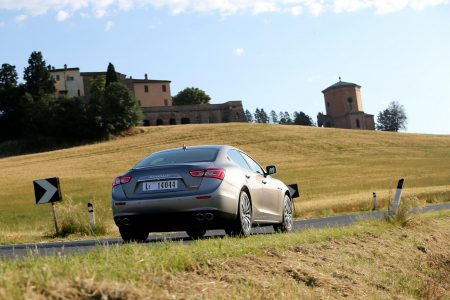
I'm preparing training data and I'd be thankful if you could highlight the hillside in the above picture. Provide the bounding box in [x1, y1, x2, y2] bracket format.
[0, 123, 449, 242]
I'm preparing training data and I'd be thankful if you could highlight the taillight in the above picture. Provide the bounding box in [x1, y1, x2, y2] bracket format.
[112, 176, 132, 187]
[189, 168, 225, 180]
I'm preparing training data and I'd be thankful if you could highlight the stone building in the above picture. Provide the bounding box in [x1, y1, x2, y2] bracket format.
[321, 79, 375, 130]
[49, 65, 246, 126]
[49, 65, 85, 98]
[142, 101, 246, 126]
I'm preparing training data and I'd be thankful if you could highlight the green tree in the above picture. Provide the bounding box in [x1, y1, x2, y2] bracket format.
[172, 87, 211, 105]
[376, 101, 407, 132]
[279, 111, 292, 124]
[86, 76, 106, 137]
[259, 108, 269, 123]
[102, 82, 143, 135]
[317, 112, 325, 127]
[0, 64, 18, 88]
[245, 109, 253, 122]
[270, 110, 278, 124]
[294, 111, 314, 126]
[23, 51, 55, 99]
[50, 96, 89, 140]
[105, 62, 118, 87]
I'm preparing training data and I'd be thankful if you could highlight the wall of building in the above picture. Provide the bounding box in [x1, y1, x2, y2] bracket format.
[322, 81, 374, 130]
[324, 86, 363, 118]
[142, 101, 246, 126]
[130, 82, 172, 107]
[50, 68, 85, 98]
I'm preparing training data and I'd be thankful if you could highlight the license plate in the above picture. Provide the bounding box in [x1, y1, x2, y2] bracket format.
[143, 180, 178, 192]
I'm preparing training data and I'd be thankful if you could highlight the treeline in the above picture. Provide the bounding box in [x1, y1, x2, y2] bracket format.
[245, 108, 315, 126]
[0, 52, 142, 154]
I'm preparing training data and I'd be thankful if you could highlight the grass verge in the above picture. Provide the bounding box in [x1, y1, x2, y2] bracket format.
[0, 211, 449, 299]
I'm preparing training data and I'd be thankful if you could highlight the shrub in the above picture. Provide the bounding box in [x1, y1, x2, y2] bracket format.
[49, 197, 107, 237]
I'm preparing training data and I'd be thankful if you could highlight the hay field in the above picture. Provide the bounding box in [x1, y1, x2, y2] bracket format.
[0, 123, 449, 242]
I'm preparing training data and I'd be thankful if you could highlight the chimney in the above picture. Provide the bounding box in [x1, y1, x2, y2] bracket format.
[64, 64, 67, 70]
[144, 73, 148, 80]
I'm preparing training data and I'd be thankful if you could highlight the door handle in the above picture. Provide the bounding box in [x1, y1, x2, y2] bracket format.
[245, 174, 251, 179]
[262, 180, 267, 184]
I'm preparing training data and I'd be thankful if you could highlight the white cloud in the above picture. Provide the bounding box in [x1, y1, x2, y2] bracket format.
[56, 10, 70, 21]
[95, 9, 107, 18]
[235, 48, 245, 56]
[290, 6, 303, 16]
[15, 14, 27, 23]
[1, 0, 449, 18]
[105, 20, 114, 31]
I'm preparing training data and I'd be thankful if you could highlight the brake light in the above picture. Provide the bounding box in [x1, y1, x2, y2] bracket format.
[189, 168, 225, 180]
[112, 176, 132, 187]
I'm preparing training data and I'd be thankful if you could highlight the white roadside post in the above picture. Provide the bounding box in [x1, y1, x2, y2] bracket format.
[389, 178, 405, 216]
[372, 192, 379, 210]
[88, 202, 96, 228]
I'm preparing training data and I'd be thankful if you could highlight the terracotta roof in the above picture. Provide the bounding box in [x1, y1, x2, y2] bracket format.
[322, 81, 361, 93]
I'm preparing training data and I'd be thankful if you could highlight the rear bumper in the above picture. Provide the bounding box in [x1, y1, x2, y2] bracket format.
[114, 210, 236, 232]
[112, 187, 239, 232]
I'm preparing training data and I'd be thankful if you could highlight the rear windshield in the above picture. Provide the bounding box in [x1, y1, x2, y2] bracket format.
[135, 148, 219, 168]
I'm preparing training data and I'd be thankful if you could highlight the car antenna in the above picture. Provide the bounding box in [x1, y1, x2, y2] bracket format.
[182, 144, 187, 151]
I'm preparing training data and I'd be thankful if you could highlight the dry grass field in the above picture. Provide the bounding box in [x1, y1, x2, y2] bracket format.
[0, 123, 449, 243]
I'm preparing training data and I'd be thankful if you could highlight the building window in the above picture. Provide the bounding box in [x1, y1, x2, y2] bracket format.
[162, 84, 166, 92]
[143, 120, 150, 126]
[55, 75, 60, 81]
[326, 102, 330, 108]
[144, 85, 149, 93]
[356, 119, 360, 128]
[67, 76, 74, 81]
[181, 117, 190, 124]
[169, 118, 176, 125]
[164, 99, 168, 106]
[77, 89, 81, 97]
[347, 97, 353, 103]
[156, 119, 163, 125]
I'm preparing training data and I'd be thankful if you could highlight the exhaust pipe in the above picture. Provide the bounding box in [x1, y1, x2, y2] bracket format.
[205, 213, 214, 221]
[195, 213, 205, 221]
[122, 218, 130, 226]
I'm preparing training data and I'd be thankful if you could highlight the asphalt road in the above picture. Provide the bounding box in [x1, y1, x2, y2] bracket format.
[1, 203, 449, 259]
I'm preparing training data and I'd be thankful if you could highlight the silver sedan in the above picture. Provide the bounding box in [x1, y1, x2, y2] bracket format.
[112, 145, 298, 242]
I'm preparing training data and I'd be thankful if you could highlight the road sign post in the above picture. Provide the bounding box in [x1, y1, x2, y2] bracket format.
[33, 177, 62, 235]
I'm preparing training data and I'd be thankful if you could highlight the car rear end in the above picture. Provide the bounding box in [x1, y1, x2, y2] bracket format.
[112, 146, 239, 232]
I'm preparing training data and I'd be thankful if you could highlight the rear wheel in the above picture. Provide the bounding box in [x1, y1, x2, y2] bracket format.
[226, 190, 252, 237]
[274, 194, 293, 233]
[186, 229, 206, 239]
[119, 227, 149, 243]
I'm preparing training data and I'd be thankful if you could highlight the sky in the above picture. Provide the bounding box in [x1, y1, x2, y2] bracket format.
[0, 0, 449, 134]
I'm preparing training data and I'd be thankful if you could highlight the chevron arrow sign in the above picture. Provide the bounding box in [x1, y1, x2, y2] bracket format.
[33, 177, 62, 204]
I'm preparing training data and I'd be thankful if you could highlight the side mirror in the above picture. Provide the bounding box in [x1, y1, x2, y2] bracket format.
[266, 165, 277, 175]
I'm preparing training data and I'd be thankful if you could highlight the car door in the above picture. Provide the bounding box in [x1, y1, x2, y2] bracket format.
[227, 150, 265, 220]
[239, 152, 278, 221]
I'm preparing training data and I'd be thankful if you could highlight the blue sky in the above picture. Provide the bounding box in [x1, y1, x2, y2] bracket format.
[1, 0, 449, 134]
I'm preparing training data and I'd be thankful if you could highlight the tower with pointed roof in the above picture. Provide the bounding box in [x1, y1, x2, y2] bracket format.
[321, 79, 375, 130]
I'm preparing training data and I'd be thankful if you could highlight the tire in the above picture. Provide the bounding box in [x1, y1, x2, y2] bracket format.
[226, 190, 252, 237]
[274, 194, 293, 233]
[186, 229, 206, 239]
[119, 226, 149, 243]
